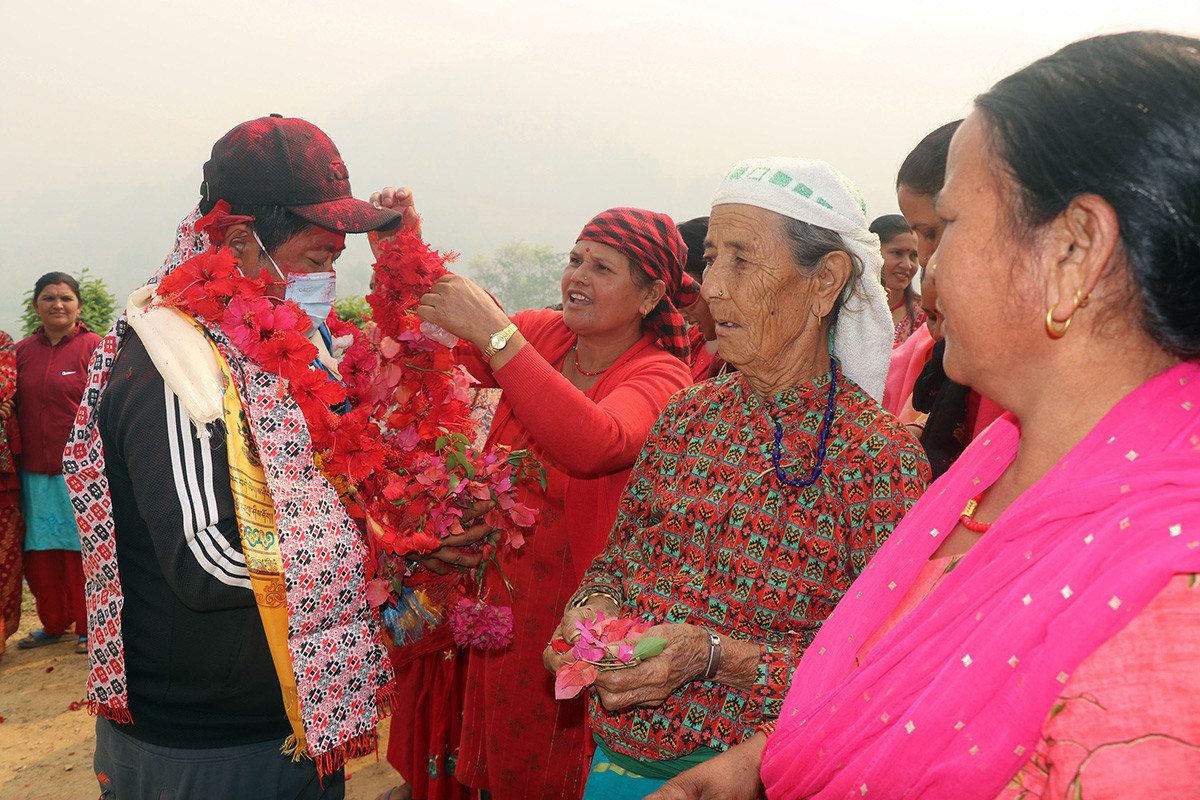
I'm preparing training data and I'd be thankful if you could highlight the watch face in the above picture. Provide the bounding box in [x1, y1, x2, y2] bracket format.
[490, 332, 505, 350]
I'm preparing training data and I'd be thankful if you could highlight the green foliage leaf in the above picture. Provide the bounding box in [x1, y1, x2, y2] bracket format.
[632, 636, 668, 660]
[334, 296, 372, 331]
[463, 241, 567, 313]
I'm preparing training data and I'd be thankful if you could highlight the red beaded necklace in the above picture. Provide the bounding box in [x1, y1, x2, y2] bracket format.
[573, 344, 608, 377]
[959, 492, 991, 533]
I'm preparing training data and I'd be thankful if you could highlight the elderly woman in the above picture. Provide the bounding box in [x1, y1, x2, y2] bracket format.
[370, 192, 697, 800]
[543, 160, 930, 797]
[650, 30, 1200, 799]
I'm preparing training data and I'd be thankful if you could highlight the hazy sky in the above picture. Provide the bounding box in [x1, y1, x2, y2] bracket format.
[4, 0, 1199, 337]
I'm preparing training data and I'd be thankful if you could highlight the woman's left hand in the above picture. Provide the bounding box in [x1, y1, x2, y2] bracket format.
[0, 399, 11, 420]
[592, 623, 708, 711]
[416, 273, 512, 350]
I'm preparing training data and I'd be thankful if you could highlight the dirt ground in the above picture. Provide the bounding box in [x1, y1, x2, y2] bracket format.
[1, 586, 408, 800]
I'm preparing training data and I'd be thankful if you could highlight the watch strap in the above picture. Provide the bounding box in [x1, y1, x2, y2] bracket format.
[482, 323, 518, 360]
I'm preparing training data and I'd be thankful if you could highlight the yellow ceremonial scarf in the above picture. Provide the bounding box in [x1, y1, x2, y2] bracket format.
[207, 338, 309, 759]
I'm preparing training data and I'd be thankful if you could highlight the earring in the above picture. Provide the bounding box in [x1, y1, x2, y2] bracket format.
[1045, 304, 1074, 339]
[1074, 287, 1091, 308]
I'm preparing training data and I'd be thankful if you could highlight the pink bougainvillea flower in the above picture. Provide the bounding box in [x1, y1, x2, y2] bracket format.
[554, 658, 599, 700]
[449, 599, 513, 649]
[365, 578, 393, 608]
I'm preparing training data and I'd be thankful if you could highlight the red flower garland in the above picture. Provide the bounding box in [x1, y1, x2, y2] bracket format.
[152, 203, 541, 649]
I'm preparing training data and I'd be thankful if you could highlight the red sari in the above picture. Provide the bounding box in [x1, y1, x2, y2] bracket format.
[451, 310, 691, 800]
[0, 332, 23, 652]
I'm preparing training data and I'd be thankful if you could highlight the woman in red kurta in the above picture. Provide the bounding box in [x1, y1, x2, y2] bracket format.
[0, 331, 23, 654]
[370, 198, 696, 800]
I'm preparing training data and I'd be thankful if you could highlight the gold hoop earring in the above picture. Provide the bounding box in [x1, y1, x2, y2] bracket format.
[1074, 288, 1091, 308]
[1045, 304, 1074, 339]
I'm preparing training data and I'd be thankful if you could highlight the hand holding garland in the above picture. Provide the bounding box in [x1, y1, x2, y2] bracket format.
[368, 186, 422, 243]
[411, 498, 496, 575]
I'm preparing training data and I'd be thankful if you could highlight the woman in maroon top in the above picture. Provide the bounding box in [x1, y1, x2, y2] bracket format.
[15, 272, 102, 652]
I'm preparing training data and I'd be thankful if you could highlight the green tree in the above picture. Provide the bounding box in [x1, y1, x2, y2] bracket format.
[466, 242, 566, 313]
[21, 267, 119, 336]
[335, 296, 373, 331]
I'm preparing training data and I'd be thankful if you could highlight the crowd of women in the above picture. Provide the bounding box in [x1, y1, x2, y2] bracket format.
[370, 31, 1200, 800]
[2, 28, 1198, 800]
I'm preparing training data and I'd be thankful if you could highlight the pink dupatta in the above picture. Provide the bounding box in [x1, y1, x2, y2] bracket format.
[761, 361, 1200, 798]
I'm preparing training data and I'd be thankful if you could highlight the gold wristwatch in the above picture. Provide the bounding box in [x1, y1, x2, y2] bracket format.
[482, 323, 518, 360]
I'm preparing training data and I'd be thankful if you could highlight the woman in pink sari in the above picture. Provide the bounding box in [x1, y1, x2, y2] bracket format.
[649, 30, 1200, 799]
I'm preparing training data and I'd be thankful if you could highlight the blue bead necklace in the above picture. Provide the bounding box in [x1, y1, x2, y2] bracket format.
[769, 362, 838, 489]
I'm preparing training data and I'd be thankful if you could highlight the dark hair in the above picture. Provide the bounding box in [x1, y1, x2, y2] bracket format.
[197, 198, 312, 254]
[869, 214, 912, 245]
[676, 216, 710, 281]
[32, 272, 83, 308]
[975, 31, 1200, 358]
[781, 216, 864, 325]
[896, 120, 963, 196]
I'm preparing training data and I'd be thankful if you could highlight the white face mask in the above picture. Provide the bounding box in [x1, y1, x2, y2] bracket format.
[252, 230, 337, 330]
[285, 270, 337, 330]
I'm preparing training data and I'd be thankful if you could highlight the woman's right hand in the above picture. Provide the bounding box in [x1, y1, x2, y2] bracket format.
[644, 734, 767, 800]
[0, 399, 11, 420]
[542, 595, 620, 673]
[368, 186, 422, 258]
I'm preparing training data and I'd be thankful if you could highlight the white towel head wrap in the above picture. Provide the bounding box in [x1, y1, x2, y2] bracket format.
[710, 157, 893, 401]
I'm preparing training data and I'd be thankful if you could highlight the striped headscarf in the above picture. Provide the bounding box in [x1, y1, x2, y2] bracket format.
[576, 208, 699, 359]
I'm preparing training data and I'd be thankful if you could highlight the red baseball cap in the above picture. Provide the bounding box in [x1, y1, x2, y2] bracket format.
[201, 115, 401, 233]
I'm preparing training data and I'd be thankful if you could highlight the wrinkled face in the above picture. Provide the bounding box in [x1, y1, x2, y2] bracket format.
[680, 282, 717, 341]
[34, 283, 81, 330]
[270, 226, 346, 275]
[702, 204, 820, 374]
[933, 113, 1038, 386]
[561, 240, 651, 337]
[897, 185, 942, 268]
[881, 231, 920, 294]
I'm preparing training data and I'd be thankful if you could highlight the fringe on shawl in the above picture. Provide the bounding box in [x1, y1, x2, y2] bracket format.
[281, 679, 399, 776]
[88, 701, 134, 725]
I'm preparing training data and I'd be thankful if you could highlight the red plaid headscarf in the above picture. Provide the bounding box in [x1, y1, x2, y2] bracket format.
[576, 208, 699, 359]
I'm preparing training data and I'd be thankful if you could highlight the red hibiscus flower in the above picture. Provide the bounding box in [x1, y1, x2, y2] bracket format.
[259, 330, 318, 382]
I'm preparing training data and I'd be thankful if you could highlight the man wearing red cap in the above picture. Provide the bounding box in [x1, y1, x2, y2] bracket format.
[63, 116, 405, 799]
